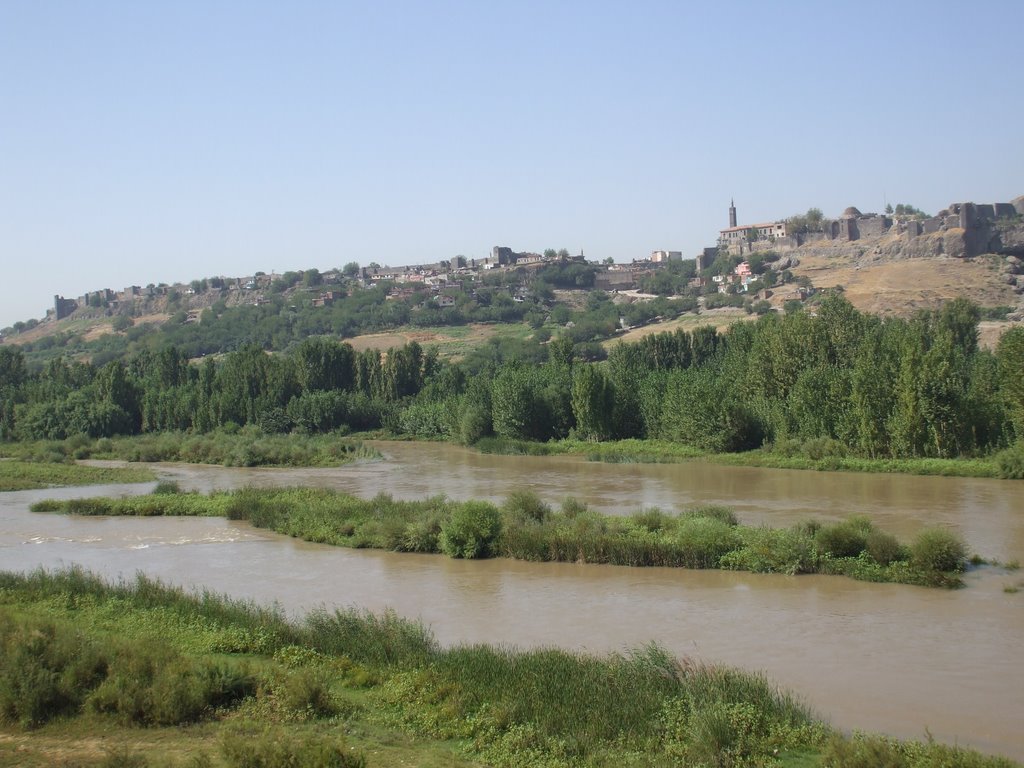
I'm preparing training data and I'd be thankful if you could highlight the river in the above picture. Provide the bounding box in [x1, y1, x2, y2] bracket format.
[1, 442, 1022, 760]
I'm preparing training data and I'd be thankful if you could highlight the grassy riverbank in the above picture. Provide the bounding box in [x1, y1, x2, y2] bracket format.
[473, 436, 1018, 479]
[0, 567, 1018, 768]
[0, 431, 380, 469]
[0, 460, 155, 492]
[4, 430, 1017, 481]
[34, 488, 973, 588]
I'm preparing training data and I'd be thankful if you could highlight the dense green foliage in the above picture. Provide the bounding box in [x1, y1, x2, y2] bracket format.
[7, 265, 699, 370]
[574, 296, 1018, 466]
[35, 488, 973, 588]
[3, 296, 1023, 474]
[11, 281, 542, 366]
[0, 610, 257, 729]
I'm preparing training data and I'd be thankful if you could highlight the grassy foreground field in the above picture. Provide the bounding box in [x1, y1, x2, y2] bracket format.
[0, 568, 1018, 768]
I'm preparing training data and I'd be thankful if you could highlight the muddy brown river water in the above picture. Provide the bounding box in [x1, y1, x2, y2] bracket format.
[1, 442, 1022, 760]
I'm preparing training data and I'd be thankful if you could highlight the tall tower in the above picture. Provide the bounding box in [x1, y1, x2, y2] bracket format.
[729, 198, 737, 228]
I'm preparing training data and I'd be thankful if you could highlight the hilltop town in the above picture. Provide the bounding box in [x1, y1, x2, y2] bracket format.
[5, 194, 1024, 354]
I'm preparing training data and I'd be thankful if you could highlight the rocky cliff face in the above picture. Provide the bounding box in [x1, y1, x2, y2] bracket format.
[786, 220, 1024, 264]
[992, 219, 1024, 257]
[775, 219, 1024, 321]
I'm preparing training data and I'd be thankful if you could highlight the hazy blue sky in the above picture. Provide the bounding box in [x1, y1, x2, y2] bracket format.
[2, 0, 1022, 328]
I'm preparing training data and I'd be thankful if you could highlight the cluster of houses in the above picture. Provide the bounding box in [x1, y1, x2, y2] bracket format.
[50, 271, 345, 321]
[47, 247, 587, 323]
[46, 240, 776, 325]
[711, 260, 756, 293]
[359, 247, 585, 285]
[359, 248, 580, 307]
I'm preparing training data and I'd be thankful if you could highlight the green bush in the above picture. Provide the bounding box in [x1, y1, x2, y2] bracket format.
[397, 400, 452, 438]
[439, 501, 502, 558]
[560, 497, 589, 517]
[820, 732, 1017, 767]
[910, 528, 967, 573]
[815, 520, 870, 558]
[673, 516, 740, 569]
[400, 513, 446, 553]
[28, 499, 63, 512]
[152, 480, 182, 495]
[685, 702, 740, 765]
[802, 437, 848, 460]
[200, 662, 258, 710]
[685, 505, 739, 526]
[501, 490, 551, 524]
[720, 527, 817, 575]
[995, 442, 1024, 479]
[147, 659, 213, 725]
[221, 727, 365, 768]
[458, 404, 491, 445]
[772, 438, 803, 458]
[821, 733, 908, 767]
[87, 640, 255, 725]
[64, 497, 117, 515]
[0, 613, 107, 728]
[87, 641, 176, 724]
[278, 668, 336, 717]
[632, 507, 672, 532]
[865, 530, 907, 566]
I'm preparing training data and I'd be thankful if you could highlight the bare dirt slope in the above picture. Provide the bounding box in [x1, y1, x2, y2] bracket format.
[342, 323, 525, 361]
[794, 249, 1017, 316]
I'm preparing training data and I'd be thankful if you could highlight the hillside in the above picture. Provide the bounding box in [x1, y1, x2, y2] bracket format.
[753, 212, 1024, 347]
[3, 210, 1023, 362]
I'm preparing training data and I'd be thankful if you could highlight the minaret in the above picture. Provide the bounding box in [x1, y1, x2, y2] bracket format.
[729, 198, 737, 228]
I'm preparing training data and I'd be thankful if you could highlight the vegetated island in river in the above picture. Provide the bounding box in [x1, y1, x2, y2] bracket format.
[0, 458, 156, 491]
[0, 567, 1018, 768]
[34, 486, 980, 588]
[0, 432, 379, 491]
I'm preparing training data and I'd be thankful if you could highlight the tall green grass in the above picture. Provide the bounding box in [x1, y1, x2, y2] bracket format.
[0, 568, 819, 764]
[0, 607, 256, 728]
[1, 567, 1013, 767]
